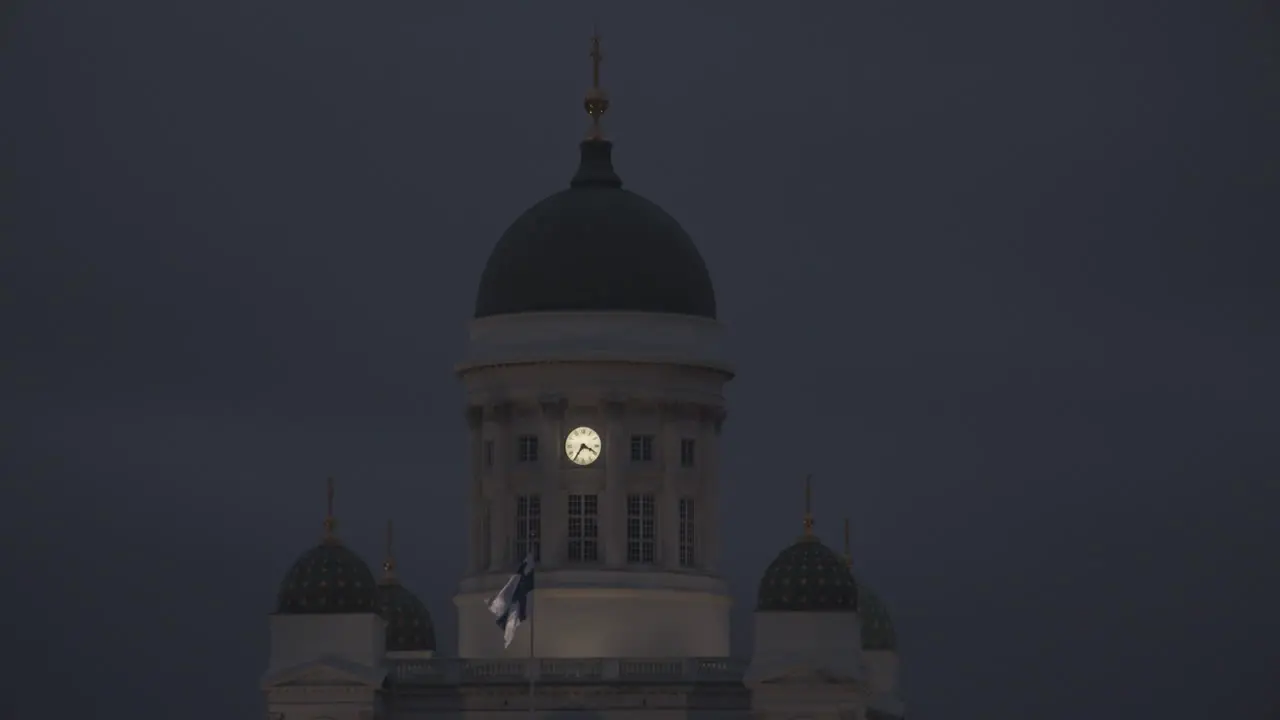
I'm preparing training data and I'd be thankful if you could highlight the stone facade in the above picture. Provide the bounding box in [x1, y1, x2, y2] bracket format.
[261, 40, 908, 718]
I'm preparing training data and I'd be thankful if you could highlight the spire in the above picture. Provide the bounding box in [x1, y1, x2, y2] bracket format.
[843, 517, 853, 569]
[801, 474, 815, 538]
[569, 27, 623, 189]
[381, 519, 397, 584]
[583, 26, 610, 141]
[322, 477, 339, 543]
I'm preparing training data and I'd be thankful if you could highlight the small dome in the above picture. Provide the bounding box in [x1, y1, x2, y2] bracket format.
[275, 541, 380, 615]
[473, 141, 717, 319]
[378, 581, 436, 652]
[860, 585, 898, 650]
[757, 536, 859, 612]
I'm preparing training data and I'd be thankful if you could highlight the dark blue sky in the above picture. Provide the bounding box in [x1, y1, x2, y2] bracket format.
[3, 2, 1278, 719]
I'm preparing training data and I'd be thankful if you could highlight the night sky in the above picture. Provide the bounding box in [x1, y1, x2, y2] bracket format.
[3, 2, 1278, 719]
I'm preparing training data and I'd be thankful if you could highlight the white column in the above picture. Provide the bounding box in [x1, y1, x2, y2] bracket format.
[465, 405, 484, 573]
[602, 399, 627, 566]
[659, 403, 680, 570]
[701, 404, 726, 572]
[487, 402, 513, 571]
[539, 396, 567, 567]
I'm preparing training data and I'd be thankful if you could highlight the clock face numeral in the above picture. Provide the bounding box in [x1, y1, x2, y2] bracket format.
[564, 426, 602, 466]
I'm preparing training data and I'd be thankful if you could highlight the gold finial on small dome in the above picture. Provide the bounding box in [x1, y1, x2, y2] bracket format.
[382, 519, 397, 583]
[802, 474, 815, 538]
[583, 25, 610, 140]
[322, 477, 339, 543]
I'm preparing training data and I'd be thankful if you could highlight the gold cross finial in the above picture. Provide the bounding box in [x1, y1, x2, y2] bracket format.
[590, 25, 603, 88]
[322, 477, 339, 542]
[382, 519, 397, 582]
[802, 474, 815, 537]
[583, 26, 610, 140]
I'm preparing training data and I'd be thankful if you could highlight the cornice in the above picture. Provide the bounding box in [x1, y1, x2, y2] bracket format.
[538, 395, 568, 419]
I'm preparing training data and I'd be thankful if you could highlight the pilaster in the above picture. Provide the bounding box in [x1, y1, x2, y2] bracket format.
[539, 395, 568, 567]
[465, 405, 484, 573]
[601, 399, 628, 567]
[659, 402, 681, 570]
[701, 404, 726, 571]
[487, 401, 513, 571]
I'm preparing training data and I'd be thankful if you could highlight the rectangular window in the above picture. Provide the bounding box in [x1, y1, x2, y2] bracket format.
[680, 438, 696, 468]
[630, 434, 655, 462]
[626, 494, 656, 564]
[515, 495, 541, 561]
[567, 494, 600, 563]
[679, 497, 696, 568]
[484, 440, 494, 468]
[517, 434, 539, 463]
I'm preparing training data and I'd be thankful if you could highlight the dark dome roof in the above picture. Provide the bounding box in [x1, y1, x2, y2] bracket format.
[378, 580, 436, 652]
[474, 140, 717, 319]
[757, 536, 859, 612]
[859, 584, 898, 650]
[275, 540, 381, 615]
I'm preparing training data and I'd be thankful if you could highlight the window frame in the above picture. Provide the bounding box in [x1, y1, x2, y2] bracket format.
[629, 434, 655, 462]
[517, 434, 539, 463]
[678, 496, 696, 568]
[679, 438, 696, 467]
[515, 494, 541, 561]
[626, 493, 656, 564]
[567, 494, 600, 563]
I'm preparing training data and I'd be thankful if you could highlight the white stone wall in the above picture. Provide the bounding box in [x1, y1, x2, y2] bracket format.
[455, 585, 731, 658]
[458, 311, 732, 374]
[266, 613, 387, 674]
[861, 650, 904, 718]
[745, 612, 864, 684]
[454, 311, 733, 660]
[745, 611, 866, 720]
[861, 651, 899, 700]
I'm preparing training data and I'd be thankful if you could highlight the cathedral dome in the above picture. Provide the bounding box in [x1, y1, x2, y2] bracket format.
[378, 582, 436, 652]
[275, 541, 380, 615]
[859, 584, 898, 651]
[756, 535, 859, 612]
[473, 140, 717, 319]
[274, 480, 380, 615]
[377, 521, 436, 652]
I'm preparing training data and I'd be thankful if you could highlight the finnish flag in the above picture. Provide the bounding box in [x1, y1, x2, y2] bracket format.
[486, 550, 535, 649]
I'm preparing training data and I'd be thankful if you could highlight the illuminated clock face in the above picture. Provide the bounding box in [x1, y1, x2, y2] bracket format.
[564, 426, 602, 466]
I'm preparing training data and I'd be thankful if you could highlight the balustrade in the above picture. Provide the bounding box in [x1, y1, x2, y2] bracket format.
[391, 656, 746, 686]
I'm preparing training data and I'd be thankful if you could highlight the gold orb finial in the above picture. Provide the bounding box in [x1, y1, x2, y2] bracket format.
[583, 26, 610, 140]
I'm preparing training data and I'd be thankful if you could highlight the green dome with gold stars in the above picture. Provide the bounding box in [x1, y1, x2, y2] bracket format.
[275, 541, 380, 614]
[377, 520, 436, 652]
[274, 479, 381, 615]
[757, 475, 859, 612]
[378, 582, 436, 652]
[756, 535, 859, 612]
[859, 584, 898, 650]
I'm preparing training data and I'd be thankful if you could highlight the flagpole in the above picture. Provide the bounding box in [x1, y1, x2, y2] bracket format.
[528, 533, 536, 718]
[528, 585, 535, 718]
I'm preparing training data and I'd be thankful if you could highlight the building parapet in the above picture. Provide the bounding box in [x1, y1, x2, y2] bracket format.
[392, 656, 747, 686]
